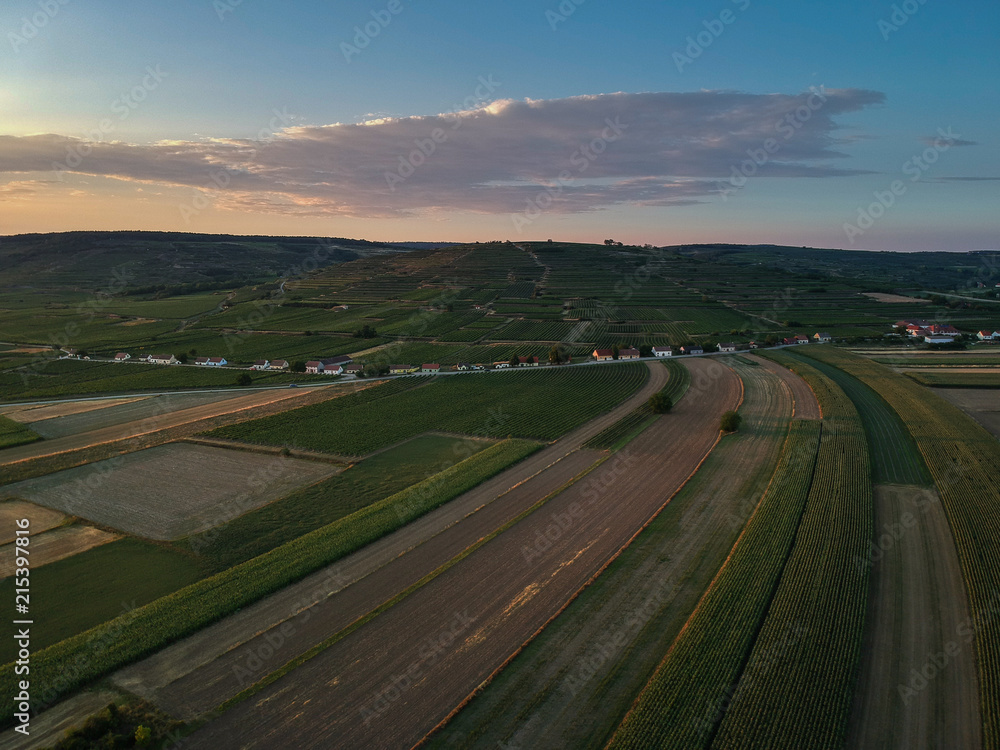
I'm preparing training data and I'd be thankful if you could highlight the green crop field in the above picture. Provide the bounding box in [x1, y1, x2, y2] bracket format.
[905, 371, 1000, 388]
[711, 355, 873, 749]
[0, 415, 41, 450]
[799, 346, 1000, 747]
[774, 350, 932, 486]
[208, 364, 649, 456]
[608, 420, 821, 749]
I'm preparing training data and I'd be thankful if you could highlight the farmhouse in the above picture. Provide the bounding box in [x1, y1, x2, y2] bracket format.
[250, 360, 269, 370]
[717, 343, 737, 353]
[748, 342, 759, 349]
[493, 361, 511, 369]
[518, 356, 540, 366]
[194, 357, 210, 365]
[978, 330, 996, 340]
[113, 352, 130, 361]
[61, 347, 77, 357]
[618, 347, 640, 360]
[814, 332, 833, 343]
[593, 348, 614, 361]
[681, 346, 703, 355]
[269, 359, 289, 370]
[455, 363, 473, 371]
[148, 354, 177, 365]
[208, 357, 227, 366]
[794, 334, 810, 345]
[928, 324, 960, 336]
[389, 365, 411, 375]
[422, 363, 441, 373]
[343, 363, 363, 375]
[652, 346, 673, 357]
[305, 360, 323, 374]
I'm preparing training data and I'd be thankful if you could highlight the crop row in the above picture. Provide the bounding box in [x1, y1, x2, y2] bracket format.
[208, 364, 650, 457]
[800, 346, 1000, 745]
[0, 439, 540, 722]
[608, 420, 821, 749]
[710, 355, 873, 749]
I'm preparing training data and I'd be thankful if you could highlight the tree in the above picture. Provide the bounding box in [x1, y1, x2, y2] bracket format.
[549, 344, 568, 365]
[236, 373, 253, 386]
[176, 352, 188, 364]
[649, 392, 672, 414]
[135, 725, 152, 746]
[720, 410, 742, 432]
[291, 360, 306, 373]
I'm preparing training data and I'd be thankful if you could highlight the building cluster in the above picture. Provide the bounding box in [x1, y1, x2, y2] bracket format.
[892, 320, 961, 344]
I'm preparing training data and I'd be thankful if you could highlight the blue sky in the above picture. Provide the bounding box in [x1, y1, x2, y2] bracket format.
[1, 0, 997, 250]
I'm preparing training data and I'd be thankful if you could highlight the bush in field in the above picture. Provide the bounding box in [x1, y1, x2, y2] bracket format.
[649, 392, 672, 414]
[720, 410, 741, 432]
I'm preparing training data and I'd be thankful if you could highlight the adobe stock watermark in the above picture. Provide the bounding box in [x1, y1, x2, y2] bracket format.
[385, 75, 502, 192]
[673, 0, 751, 73]
[878, 0, 929, 41]
[510, 116, 628, 233]
[341, 0, 406, 63]
[213, 0, 245, 22]
[716, 85, 828, 201]
[7, 0, 70, 53]
[51, 65, 168, 179]
[843, 126, 961, 244]
[546, 0, 586, 31]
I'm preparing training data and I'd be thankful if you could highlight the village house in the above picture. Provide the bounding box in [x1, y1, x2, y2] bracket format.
[978, 330, 996, 340]
[250, 360, 269, 370]
[148, 354, 177, 365]
[305, 360, 323, 374]
[618, 347, 640, 360]
[717, 343, 737, 353]
[389, 365, 411, 375]
[681, 345, 703, 355]
[60, 347, 77, 357]
[927, 324, 960, 336]
[592, 348, 614, 361]
[652, 346, 673, 357]
[343, 363, 364, 375]
[455, 363, 473, 371]
[113, 352, 130, 361]
[748, 342, 759, 349]
[208, 357, 227, 366]
[194, 357, 210, 365]
[493, 361, 511, 369]
[269, 359, 289, 370]
[518, 356, 540, 367]
[421, 363, 441, 373]
[813, 333, 832, 343]
[794, 334, 810, 345]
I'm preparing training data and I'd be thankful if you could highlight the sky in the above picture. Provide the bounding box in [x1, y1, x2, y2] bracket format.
[0, 0, 997, 251]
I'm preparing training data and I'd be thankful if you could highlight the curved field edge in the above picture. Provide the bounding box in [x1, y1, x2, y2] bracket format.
[0, 439, 540, 723]
[710, 354, 873, 750]
[799, 346, 1000, 747]
[583, 360, 692, 451]
[607, 419, 821, 749]
[772, 350, 931, 486]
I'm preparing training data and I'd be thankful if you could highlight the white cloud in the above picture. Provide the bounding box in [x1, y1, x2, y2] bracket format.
[0, 89, 885, 217]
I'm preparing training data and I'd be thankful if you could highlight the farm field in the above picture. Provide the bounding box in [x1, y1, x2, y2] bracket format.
[179, 358, 741, 749]
[0, 500, 66, 543]
[111, 364, 670, 719]
[905, 371, 1000, 388]
[0, 396, 142, 423]
[0, 524, 118, 577]
[846, 485, 980, 749]
[430, 356, 805, 749]
[0, 415, 40, 450]
[797, 346, 1000, 746]
[2, 443, 340, 539]
[930, 388, 1000, 439]
[207, 364, 649, 457]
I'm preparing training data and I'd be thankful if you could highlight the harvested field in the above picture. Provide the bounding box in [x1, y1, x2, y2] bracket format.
[0, 691, 118, 750]
[181, 359, 741, 749]
[0, 500, 65, 543]
[0, 525, 118, 577]
[3, 444, 339, 540]
[0, 397, 143, 423]
[111, 363, 670, 716]
[862, 292, 930, 303]
[18, 392, 243, 439]
[932, 388, 1000, 439]
[846, 485, 981, 749]
[748, 353, 821, 419]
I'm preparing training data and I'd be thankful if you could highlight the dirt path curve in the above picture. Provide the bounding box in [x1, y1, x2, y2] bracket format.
[181, 359, 740, 750]
[748, 353, 821, 420]
[845, 485, 981, 750]
[109, 362, 668, 713]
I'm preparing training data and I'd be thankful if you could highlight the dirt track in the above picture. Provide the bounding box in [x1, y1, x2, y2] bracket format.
[110, 362, 669, 712]
[846, 485, 981, 749]
[749, 353, 821, 420]
[182, 358, 740, 749]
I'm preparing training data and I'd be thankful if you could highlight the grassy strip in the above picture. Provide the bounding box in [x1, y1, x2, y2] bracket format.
[905, 370, 1000, 388]
[0, 414, 41, 450]
[711, 355, 873, 750]
[775, 350, 932, 486]
[800, 346, 1000, 746]
[607, 420, 821, 749]
[0, 439, 540, 721]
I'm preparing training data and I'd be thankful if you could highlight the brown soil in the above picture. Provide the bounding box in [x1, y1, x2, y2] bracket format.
[845, 485, 981, 749]
[748, 353, 821, 419]
[0, 500, 66, 544]
[0, 398, 144, 424]
[0, 525, 118, 577]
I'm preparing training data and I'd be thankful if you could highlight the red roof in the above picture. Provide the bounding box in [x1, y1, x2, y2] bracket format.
[619, 347, 640, 356]
[593, 348, 614, 357]
[422, 363, 440, 370]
